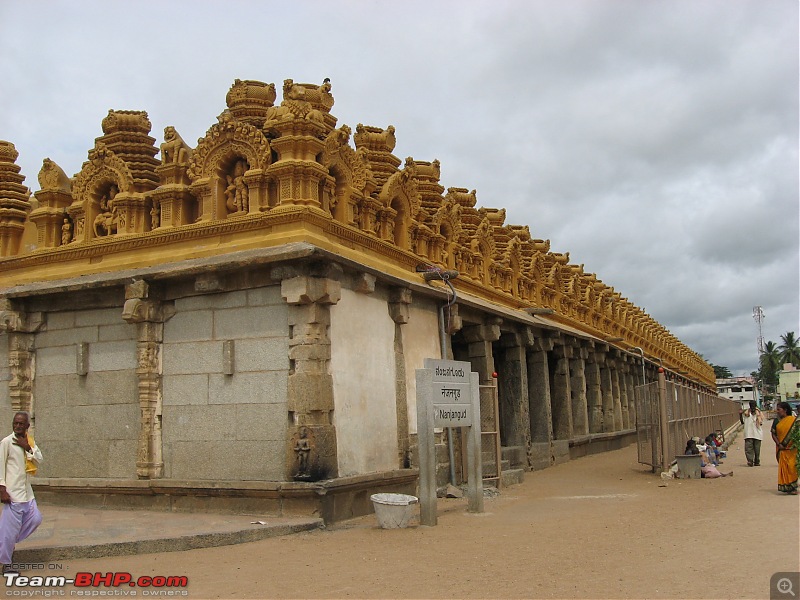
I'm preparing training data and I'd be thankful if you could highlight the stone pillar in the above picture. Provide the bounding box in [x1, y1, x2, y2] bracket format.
[625, 368, 637, 429]
[0, 301, 44, 432]
[569, 346, 589, 437]
[586, 349, 603, 434]
[280, 263, 341, 481]
[122, 281, 171, 479]
[462, 320, 500, 477]
[600, 355, 615, 433]
[497, 331, 530, 450]
[610, 357, 624, 431]
[462, 319, 501, 383]
[527, 336, 554, 469]
[388, 284, 411, 468]
[551, 344, 573, 440]
[619, 361, 631, 430]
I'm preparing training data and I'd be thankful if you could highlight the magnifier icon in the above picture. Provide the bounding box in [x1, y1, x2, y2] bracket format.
[778, 578, 796, 597]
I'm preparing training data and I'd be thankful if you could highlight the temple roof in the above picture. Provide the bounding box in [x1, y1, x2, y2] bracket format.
[0, 78, 713, 386]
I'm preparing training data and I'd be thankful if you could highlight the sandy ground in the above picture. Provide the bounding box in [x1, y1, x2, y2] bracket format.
[45, 436, 799, 599]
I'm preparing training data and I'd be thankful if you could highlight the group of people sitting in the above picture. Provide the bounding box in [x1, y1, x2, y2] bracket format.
[684, 433, 733, 478]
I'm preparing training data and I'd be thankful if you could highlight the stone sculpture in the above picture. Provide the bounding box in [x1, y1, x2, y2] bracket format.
[160, 126, 193, 164]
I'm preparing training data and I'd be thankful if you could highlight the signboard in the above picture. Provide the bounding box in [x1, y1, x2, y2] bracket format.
[425, 359, 473, 427]
[416, 358, 483, 524]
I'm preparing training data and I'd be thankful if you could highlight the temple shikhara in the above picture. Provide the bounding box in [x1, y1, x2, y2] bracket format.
[0, 78, 718, 520]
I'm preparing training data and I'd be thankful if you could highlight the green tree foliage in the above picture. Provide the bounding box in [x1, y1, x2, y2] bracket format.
[779, 331, 800, 368]
[712, 364, 733, 378]
[760, 340, 782, 391]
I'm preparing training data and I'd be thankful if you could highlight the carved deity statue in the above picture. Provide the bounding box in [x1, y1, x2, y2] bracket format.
[150, 203, 160, 229]
[61, 218, 72, 245]
[224, 175, 236, 213]
[293, 426, 312, 479]
[233, 160, 248, 212]
[224, 159, 249, 214]
[94, 184, 119, 237]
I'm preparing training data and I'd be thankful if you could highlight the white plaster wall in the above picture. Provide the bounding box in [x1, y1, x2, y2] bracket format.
[400, 301, 441, 435]
[330, 289, 398, 476]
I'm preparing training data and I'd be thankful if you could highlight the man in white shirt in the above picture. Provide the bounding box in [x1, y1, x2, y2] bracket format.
[0, 412, 43, 575]
[739, 400, 763, 467]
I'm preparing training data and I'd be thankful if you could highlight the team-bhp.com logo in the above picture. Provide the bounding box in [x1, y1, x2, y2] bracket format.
[4, 571, 189, 596]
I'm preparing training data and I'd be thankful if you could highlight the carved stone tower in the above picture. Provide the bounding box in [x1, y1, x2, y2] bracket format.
[0, 141, 32, 256]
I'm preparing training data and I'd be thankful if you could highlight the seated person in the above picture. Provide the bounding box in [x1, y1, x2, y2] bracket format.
[705, 434, 723, 464]
[709, 432, 727, 458]
[685, 439, 732, 478]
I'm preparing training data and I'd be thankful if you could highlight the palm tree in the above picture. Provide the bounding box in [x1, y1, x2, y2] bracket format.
[760, 340, 781, 391]
[779, 331, 800, 368]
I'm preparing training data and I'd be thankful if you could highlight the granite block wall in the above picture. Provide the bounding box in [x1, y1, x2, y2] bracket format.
[33, 306, 139, 478]
[161, 286, 289, 481]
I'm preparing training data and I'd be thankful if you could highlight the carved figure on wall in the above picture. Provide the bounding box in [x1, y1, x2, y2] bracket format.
[233, 160, 248, 212]
[160, 126, 193, 165]
[137, 344, 158, 372]
[354, 123, 396, 153]
[38, 158, 72, 192]
[61, 217, 72, 245]
[150, 203, 160, 229]
[224, 175, 237, 213]
[323, 124, 351, 159]
[293, 426, 312, 480]
[284, 78, 332, 106]
[94, 184, 119, 237]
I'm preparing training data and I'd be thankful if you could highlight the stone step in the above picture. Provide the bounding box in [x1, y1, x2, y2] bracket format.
[500, 468, 525, 487]
[501, 445, 526, 467]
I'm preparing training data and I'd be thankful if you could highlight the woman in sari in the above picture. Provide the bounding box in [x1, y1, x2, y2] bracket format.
[771, 402, 798, 494]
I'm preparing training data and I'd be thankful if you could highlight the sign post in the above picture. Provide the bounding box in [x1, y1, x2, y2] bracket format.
[416, 359, 483, 525]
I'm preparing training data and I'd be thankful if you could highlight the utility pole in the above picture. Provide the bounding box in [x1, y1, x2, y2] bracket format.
[753, 306, 766, 405]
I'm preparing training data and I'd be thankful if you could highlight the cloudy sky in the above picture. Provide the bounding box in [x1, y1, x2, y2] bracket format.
[0, 0, 797, 375]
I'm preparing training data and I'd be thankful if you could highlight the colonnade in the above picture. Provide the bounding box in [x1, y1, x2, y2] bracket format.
[450, 321, 661, 470]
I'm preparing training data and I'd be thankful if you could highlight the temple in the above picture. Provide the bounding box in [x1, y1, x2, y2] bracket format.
[0, 78, 716, 521]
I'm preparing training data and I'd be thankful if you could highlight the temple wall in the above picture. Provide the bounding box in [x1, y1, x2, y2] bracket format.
[330, 287, 398, 476]
[0, 333, 10, 436]
[161, 286, 289, 480]
[33, 307, 139, 478]
[401, 301, 441, 436]
[0, 76, 722, 519]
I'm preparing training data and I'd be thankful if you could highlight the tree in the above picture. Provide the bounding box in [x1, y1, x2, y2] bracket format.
[760, 340, 781, 391]
[712, 364, 733, 378]
[779, 331, 800, 369]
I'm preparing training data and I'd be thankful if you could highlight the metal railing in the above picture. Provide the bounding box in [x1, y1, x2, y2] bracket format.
[636, 377, 741, 471]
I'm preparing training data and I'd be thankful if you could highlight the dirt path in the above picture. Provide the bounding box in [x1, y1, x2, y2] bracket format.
[54, 437, 799, 599]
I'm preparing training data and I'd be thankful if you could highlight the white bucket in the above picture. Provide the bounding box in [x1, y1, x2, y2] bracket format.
[370, 493, 419, 529]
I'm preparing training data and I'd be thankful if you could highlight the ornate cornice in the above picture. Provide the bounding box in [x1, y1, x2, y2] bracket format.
[0, 77, 714, 387]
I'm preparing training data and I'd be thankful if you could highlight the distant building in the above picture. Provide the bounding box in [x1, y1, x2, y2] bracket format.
[716, 376, 758, 406]
[778, 364, 800, 402]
